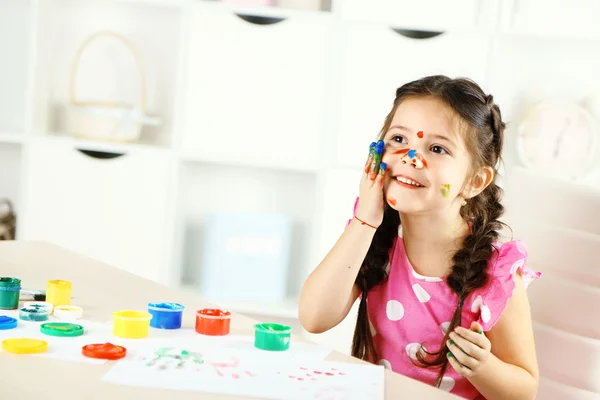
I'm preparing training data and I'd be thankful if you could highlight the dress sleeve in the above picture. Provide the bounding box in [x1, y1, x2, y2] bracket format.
[470, 240, 542, 331]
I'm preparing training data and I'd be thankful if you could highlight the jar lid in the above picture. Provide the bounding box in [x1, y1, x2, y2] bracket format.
[82, 343, 127, 360]
[2, 338, 48, 354]
[196, 308, 231, 319]
[40, 322, 84, 337]
[0, 316, 17, 330]
[53, 305, 83, 320]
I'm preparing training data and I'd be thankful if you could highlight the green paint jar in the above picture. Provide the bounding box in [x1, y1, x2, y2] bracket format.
[254, 323, 292, 351]
[0, 277, 21, 310]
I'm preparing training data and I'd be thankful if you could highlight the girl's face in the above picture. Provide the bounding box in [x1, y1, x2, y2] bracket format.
[381, 96, 473, 214]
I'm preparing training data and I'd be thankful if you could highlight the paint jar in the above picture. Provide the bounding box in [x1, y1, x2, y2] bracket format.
[46, 280, 72, 311]
[0, 277, 21, 310]
[2, 338, 48, 354]
[19, 306, 50, 321]
[148, 302, 184, 330]
[40, 322, 84, 337]
[23, 301, 53, 314]
[0, 316, 18, 330]
[195, 308, 231, 336]
[113, 310, 152, 339]
[254, 323, 291, 351]
[82, 343, 127, 360]
[53, 305, 83, 320]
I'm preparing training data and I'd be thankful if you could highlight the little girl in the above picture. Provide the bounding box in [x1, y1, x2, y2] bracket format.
[299, 75, 541, 399]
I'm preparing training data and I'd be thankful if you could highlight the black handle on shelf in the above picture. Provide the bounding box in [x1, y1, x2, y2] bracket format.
[235, 14, 287, 25]
[76, 149, 126, 160]
[391, 28, 444, 39]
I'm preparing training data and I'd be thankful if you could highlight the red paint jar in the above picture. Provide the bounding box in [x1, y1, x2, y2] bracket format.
[195, 308, 231, 336]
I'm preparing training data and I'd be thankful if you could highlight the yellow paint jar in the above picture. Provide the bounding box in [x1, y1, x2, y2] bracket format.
[113, 310, 152, 339]
[46, 280, 72, 311]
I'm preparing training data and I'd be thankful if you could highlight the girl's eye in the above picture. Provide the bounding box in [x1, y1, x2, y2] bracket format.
[391, 135, 407, 144]
[430, 145, 448, 155]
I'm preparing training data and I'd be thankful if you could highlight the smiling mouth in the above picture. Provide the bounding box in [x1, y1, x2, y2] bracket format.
[394, 175, 425, 187]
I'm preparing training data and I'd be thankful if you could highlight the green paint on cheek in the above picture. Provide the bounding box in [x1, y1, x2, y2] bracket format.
[348, 266, 351, 269]
[441, 184, 451, 198]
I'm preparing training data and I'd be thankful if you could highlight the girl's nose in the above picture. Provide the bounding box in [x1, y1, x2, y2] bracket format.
[401, 149, 427, 169]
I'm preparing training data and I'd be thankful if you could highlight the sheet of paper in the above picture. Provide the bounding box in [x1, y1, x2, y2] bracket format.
[102, 344, 384, 399]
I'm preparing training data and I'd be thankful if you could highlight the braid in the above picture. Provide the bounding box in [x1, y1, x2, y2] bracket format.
[351, 204, 400, 362]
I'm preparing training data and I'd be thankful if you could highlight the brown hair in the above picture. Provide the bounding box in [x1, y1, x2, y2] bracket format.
[351, 75, 506, 386]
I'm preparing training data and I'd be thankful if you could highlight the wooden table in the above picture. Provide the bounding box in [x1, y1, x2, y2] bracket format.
[0, 241, 458, 399]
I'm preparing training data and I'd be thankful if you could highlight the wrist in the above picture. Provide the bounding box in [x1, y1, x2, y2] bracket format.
[353, 215, 379, 230]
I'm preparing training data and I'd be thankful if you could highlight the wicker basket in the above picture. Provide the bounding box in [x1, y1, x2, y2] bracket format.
[0, 199, 16, 241]
[63, 31, 160, 142]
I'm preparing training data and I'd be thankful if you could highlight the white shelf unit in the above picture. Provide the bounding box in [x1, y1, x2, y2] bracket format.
[1, 0, 600, 365]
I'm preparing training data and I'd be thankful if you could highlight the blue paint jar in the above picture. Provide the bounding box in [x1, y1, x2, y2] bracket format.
[148, 302, 184, 329]
[0, 316, 18, 330]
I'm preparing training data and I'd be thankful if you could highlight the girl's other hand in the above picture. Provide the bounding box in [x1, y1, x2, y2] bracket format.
[357, 140, 387, 228]
[446, 321, 492, 379]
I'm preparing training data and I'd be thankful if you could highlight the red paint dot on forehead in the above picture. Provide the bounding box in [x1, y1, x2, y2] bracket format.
[417, 131, 424, 138]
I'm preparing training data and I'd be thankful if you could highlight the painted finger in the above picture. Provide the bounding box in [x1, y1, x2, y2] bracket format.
[448, 332, 484, 361]
[364, 142, 376, 174]
[447, 352, 472, 378]
[454, 326, 489, 351]
[447, 340, 479, 370]
[375, 162, 387, 185]
[370, 140, 384, 180]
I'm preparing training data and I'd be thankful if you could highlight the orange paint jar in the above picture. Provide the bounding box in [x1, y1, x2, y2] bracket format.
[195, 308, 231, 336]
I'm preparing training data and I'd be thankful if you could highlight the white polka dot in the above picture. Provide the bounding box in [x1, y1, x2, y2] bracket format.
[386, 300, 404, 321]
[481, 305, 491, 323]
[405, 343, 425, 361]
[368, 318, 377, 337]
[471, 295, 482, 313]
[440, 322, 451, 335]
[510, 259, 525, 275]
[412, 283, 431, 303]
[378, 359, 392, 370]
[439, 376, 455, 392]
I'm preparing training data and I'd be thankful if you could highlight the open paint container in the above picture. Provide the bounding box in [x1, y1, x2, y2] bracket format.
[195, 308, 231, 336]
[2, 338, 48, 354]
[19, 306, 50, 321]
[113, 310, 152, 339]
[0, 316, 18, 330]
[254, 323, 291, 351]
[82, 343, 127, 360]
[40, 322, 84, 337]
[23, 301, 53, 314]
[148, 302, 184, 329]
[0, 277, 21, 310]
[53, 305, 83, 320]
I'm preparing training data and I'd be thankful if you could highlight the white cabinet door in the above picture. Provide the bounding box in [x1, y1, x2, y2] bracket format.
[500, 0, 600, 40]
[338, 0, 499, 33]
[181, 6, 331, 171]
[0, 0, 33, 132]
[334, 23, 491, 168]
[21, 137, 173, 283]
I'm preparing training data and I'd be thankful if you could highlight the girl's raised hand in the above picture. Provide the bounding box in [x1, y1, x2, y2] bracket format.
[356, 140, 387, 229]
[446, 321, 492, 378]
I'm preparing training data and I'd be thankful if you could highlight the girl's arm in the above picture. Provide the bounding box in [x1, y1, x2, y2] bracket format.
[449, 272, 540, 400]
[298, 218, 376, 334]
[299, 141, 387, 334]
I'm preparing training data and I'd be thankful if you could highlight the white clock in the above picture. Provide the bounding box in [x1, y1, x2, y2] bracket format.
[516, 100, 600, 180]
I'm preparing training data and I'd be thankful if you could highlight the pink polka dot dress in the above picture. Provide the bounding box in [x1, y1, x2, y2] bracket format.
[348, 198, 542, 399]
